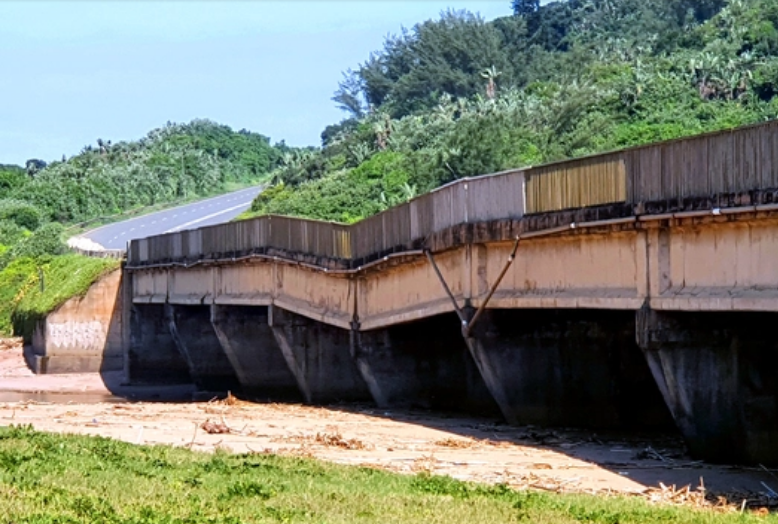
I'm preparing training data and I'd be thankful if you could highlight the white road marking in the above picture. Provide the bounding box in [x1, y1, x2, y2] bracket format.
[72, 185, 263, 239]
[164, 202, 251, 233]
[75, 186, 263, 251]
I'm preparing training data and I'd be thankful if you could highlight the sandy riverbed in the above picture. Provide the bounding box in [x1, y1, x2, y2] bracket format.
[1, 340, 776, 509]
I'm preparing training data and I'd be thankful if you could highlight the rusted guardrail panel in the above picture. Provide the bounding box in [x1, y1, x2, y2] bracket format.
[627, 120, 778, 203]
[466, 169, 526, 222]
[430, 183, 459, 233]
[382, 204, 412, 253]
[526, 153, 626, 214]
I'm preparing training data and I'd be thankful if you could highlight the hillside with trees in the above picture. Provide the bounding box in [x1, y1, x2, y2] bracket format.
[0, 120, 286, 336]
[0, 119, 286, 263]
[246, 0, 778, 223]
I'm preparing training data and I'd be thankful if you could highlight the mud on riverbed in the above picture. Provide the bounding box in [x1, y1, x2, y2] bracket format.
[1, 341, 776, 511]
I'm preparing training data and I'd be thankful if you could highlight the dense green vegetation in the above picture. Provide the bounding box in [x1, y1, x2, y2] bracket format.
[0, 425, 773, 523]
[1, 120, 283, 225]
[245, 0, 778, 222]
[0, 120, 287, 336]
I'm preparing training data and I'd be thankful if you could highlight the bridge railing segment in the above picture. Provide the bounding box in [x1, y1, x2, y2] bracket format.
[128, 119, 778, 268]
[625, 119, 778, 203]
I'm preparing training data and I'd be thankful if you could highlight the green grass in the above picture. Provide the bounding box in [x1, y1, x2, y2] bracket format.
[0, 254, 119, 338]
[0, 426, 773, 524]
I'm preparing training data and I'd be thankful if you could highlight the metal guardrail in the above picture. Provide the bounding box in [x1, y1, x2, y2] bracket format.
[128, 119, 778, 267]
[70, 247, 126, 259]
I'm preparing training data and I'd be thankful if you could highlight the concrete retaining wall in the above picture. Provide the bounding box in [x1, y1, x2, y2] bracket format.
[26, 269, 126, 374]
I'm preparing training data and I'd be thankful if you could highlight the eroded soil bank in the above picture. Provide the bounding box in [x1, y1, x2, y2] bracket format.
[1, 340, 776, 509]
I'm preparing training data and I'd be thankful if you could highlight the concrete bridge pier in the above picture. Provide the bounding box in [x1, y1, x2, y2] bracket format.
[637, 308, 778, 465]
[351, 314, 499, 413]
[466, 309, 670, 429]
[210, 305, 301, 400]
[165, 304, 239, 392]
[127, 304, 190, 384]
[268, 305, 371, 404]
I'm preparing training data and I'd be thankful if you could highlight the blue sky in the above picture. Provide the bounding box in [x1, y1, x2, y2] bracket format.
[0, 1, 511, 165]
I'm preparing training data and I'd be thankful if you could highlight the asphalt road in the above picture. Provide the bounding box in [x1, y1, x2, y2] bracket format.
[78, 186, 263, 250]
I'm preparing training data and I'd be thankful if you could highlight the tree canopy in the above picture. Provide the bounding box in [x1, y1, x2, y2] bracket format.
[0, 119, 290, 272]
[247, 0, 778, 224]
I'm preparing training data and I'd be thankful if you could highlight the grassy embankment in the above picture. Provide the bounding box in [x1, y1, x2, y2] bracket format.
[0, 425, 773, 524]
[0, 255, 119, 338]
[0, 176, 269, 339]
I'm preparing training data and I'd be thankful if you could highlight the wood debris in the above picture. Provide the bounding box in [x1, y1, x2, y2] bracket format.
[644, 483, 708, 507]
[0, 338, 22, 351]
[314, 432, 368, 450]
[510, 471, 581, 492]
[200, 419, 232, 434]
[434, 437, 475, 448]
[411, 454, 437, 473]
[270, 431, 370, 450]
[640, 480, 778, 514]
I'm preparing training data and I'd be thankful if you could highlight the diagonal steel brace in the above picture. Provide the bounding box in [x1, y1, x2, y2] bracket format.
[425, 235, 520, 338]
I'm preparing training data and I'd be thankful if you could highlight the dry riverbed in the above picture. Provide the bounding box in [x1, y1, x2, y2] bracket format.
[1, 340, 776, 512]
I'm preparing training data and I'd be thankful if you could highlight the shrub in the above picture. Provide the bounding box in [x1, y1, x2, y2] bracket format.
[10, 223, 66, 259]
[0, 199, 42, 231]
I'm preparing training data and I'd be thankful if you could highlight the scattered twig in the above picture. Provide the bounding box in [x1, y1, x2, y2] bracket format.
[187, 422, 198, 448]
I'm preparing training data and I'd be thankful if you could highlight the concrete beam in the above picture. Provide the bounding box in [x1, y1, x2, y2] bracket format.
[268, 305, 371, 404]
[637, 308, 778, 465]
[467, 309, 670, 429]
[165, 304, 239, 392]
[352, 314, 498, 413]
[210, 305, 301, 400]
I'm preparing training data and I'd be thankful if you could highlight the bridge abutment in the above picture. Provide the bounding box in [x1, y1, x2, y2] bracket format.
[352, 314, 498, 413]
[637, 308, 778, 465]
[268, 305, 371, 404]
[467, 309, 671, 429]
[210, 305, 301, 400]
[127, 304, 190, 384]
[165, 305, 240, 392]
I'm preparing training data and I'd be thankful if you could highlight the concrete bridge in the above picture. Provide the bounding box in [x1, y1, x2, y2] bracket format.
[63, 120, 778, 465]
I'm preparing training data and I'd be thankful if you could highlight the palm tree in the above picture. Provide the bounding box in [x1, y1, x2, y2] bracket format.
[481, 65, 502, 100]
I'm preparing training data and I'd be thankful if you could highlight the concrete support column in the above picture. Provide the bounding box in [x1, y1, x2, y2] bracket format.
[268, 305, 370, 404]
[165, 304, 239, 392]
[467, 309, 670, 429]
[637, 308, 778, 465]
[351, 314, 498, 413]
[127, 304, 190, 384]
[210, 305, 301, 400]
